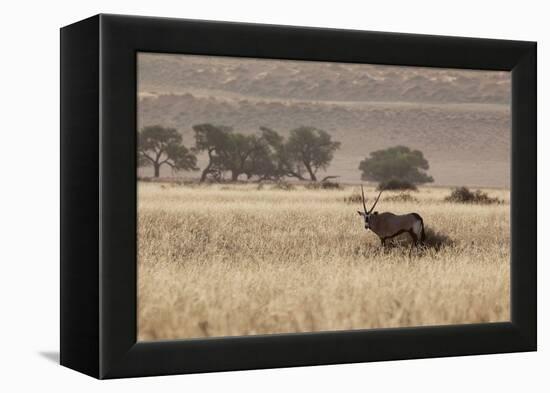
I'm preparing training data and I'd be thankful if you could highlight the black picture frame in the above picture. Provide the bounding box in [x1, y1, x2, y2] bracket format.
[60, 14, 537, 379]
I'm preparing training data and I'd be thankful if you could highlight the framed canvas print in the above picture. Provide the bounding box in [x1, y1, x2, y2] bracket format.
[60, 14, 536, 379]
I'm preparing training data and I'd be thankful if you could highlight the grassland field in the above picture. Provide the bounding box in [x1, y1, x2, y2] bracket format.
[137, 182, 510, 341]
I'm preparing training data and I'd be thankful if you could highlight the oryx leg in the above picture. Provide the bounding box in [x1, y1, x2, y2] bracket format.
[411, 220, 424, 245]
[408, 230, 418, 257]
[409, 229, 418, 244]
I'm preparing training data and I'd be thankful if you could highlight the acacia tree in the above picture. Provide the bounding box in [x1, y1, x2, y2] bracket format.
[192, 124, 341, 182]
[245, 127, 291, 180]
[138, 125, 197, 177]
[358, 145, 434, 185]
[192, 124, 232, 181]
[248, 126, 341, 181]
[285, 127, 341, 181]
[221, 133, 265, 181]
[192, 123, 266, 181]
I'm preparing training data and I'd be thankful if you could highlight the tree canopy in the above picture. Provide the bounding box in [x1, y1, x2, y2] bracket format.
[192, 124, 340, 182]
[358, 145, 434, 185]
[244, 127, 286, 180]
[220, 133, 266, 181]
[192, 124, 261, 181]
[138, 125, 197, 177]
[284, 127, 341, 181]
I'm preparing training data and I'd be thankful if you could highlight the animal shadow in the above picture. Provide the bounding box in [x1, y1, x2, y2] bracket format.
[419, 226, 454, 252]
[381, 225, 453, 255]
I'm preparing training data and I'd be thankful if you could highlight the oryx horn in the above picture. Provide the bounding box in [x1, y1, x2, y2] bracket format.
[361, 185, 368, 214]
[368, 190, 383, 214]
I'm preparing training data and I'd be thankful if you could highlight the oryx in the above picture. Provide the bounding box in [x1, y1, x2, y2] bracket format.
[357, 185, 425, 247]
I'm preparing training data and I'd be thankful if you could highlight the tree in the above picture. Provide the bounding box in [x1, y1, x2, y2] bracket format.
[285, 127, 341, 181]
[358, 145, 434, 185]
[221, 133, 265, 181]
[244, 144, 279, 181]
[192, 124, 341, 182]
[192, 123, 233, 182]
[192, 124, 265, 182]
[245, 127, 291, 181]
[138, 125, 197, 178]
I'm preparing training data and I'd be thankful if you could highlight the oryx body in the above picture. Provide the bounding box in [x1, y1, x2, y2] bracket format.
[365, 211, 425, 246]
[357, 186, 425, 247]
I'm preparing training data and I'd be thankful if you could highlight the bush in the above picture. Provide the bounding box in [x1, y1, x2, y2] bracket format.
[444, 187, 501, 204]
[344, 193, 363, 204]
[321, 181, 340, 189]
[271, 181, 295, 191]
[384, 193, 419, 203]
[305, 181, 341, 190]
[377, 179, 418, 191]
[422, 226, 454, 251]
[304, 182, 321, 190]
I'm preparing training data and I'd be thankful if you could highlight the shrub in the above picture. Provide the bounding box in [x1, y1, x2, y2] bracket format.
[422, 226, 454, 251]
[304, 182, 321, 190]
[178, 180, 200, 187]
[377, 179, 418, 191]
[305, 181, 341, 190]
[344, 193, 363, 204]
[444, 187, 501, 204]
[271, 181, 295, 191]
[384, 193, 419, 203]
[321, 181, 340, 189]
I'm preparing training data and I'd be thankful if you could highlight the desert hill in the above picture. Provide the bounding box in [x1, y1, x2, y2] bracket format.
[137, 54, 510, 187]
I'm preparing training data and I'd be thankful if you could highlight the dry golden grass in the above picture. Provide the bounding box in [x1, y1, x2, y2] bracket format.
[137, 183, 510, 341]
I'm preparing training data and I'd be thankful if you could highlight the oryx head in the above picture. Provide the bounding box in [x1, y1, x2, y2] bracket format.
[357, 186, 382, 230]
